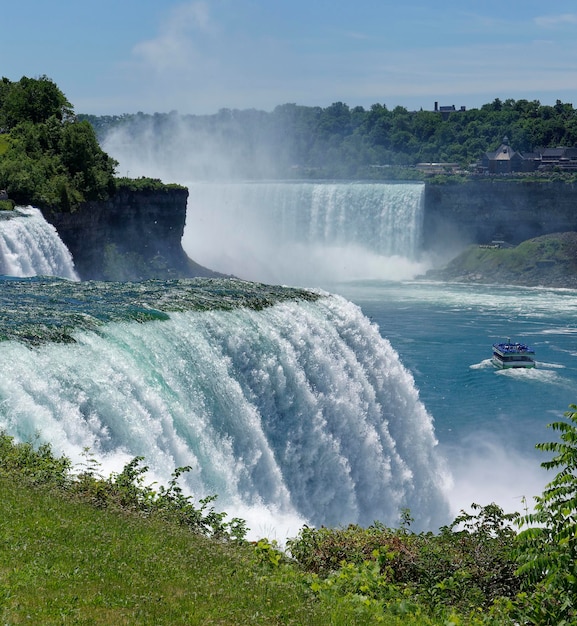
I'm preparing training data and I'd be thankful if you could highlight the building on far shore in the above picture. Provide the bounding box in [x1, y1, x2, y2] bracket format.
[539, 146, 577, 171]
[480, 137, 577, 174]
[433, 102, 466, 120]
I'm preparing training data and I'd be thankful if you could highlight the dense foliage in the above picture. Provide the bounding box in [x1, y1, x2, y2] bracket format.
[2, 404, 577, 623]
[82, 98, 577, 179]
[0, 75, 117, 210]
[514, 405, 577, 625]
[114, 175, 186, 191]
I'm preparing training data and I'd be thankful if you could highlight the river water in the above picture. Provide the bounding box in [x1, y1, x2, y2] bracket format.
[1, 182, 573, 540]
[181, 180, 576, 519]
[329, 279, 576, 517]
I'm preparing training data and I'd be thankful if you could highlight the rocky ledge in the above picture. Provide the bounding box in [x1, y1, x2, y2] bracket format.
[44, 187, 222, 281]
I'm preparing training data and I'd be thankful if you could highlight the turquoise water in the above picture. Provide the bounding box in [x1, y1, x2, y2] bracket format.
[2, 274, 570, 530]
[0, 276, 318, 344]
[333, 279, 577, 515]
[2, 184, 574, 534]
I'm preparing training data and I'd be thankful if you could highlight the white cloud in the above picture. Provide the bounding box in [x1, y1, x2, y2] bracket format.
[132, 1, 214, 73]
[535, 13, 577, 28]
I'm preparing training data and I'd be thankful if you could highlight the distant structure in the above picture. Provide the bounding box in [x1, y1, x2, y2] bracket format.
[415, 162, 461, 174]
[434, 102, 466, 119]
[538, 146, 577, 171]
[481, 138, 531, 174]
[480, 137, 577, 174]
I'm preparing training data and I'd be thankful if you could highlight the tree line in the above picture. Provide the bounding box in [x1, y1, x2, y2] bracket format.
[0, 75, 117, 210]
[2, 74, 577, 209]
[82, 98, 577, 179]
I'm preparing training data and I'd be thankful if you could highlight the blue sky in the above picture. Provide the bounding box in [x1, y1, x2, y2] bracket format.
[3, 1, 577, 115]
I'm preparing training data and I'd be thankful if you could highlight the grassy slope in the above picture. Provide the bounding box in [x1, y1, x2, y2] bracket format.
[0, 446, 532, 625]
[428, 232, 577, 288]
[0, 478, 339, 625]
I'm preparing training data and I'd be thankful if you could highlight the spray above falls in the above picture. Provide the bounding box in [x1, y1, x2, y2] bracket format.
[183, 181, 429, 285]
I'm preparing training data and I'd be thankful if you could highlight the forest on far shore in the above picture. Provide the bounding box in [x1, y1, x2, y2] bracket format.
[81, 98, 577, 179]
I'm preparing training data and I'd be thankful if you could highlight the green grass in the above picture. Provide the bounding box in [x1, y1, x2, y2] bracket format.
[0, 478, 345, 625]
[8, 429, 573, 625]
[0, 473, 515, 625]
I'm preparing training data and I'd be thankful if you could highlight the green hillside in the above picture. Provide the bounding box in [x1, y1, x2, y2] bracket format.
[0, 478, 332, 625]
[82, 97, 577, 179]
[426, 232, 577, 288]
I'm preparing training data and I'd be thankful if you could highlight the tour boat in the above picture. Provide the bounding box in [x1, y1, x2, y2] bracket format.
[491, 340, 536, 369]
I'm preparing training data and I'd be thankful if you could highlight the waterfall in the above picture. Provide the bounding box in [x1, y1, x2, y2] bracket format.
[183, 181, 428, 286]
[0, 277, 451, 538]
[0, 206, 78, 279]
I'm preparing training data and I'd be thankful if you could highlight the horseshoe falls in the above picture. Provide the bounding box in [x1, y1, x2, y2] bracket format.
[0, 277, 451, 538]
[183, 181, 429, 286]
[0, 206, 78, 279]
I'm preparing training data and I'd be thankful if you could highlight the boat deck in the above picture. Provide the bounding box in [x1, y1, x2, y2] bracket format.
[492, 341, 536, 369]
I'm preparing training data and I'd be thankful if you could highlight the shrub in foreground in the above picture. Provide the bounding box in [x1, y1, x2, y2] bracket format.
[0, 434, 246, 541]
[2, 402, 577, 623]
[513, 404, 577, 625]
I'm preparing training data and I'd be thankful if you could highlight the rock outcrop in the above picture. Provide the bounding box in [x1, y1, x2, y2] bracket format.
[425, 232, 577, 289]
[44, 187, 221, 281]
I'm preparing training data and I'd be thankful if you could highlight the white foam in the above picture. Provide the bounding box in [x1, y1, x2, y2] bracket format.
[0, 206, 78, 279]
[0, 294, 451, 534]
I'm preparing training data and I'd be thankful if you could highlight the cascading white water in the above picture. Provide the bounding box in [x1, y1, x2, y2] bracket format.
[183, 181, 429, 285]
[0, 206, 78, 279]
[0, 287, 451, 538]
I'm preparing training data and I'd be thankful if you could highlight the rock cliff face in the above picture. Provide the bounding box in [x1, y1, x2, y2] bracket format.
[43, 179, 577, 283]
[44, 187, 220, 281]
[423, 180, 577, 253]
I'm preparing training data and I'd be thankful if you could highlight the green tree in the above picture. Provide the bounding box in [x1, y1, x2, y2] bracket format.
[0, 75, 72, 129]
[60, 120, 116, 197]
[514, 405, 577, 624]
[0, 76, 117, 209]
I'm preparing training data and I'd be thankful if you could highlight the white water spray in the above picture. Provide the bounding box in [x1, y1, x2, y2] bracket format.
[0, 293, 451, 538]
[183, 181, 431, 285]
[0, 207, 78, 279]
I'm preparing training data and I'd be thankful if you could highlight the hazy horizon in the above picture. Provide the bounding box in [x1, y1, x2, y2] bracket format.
[3, 2, 577, 117]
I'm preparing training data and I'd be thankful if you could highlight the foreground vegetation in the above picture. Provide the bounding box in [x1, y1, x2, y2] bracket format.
[2, 405, 577, 624]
